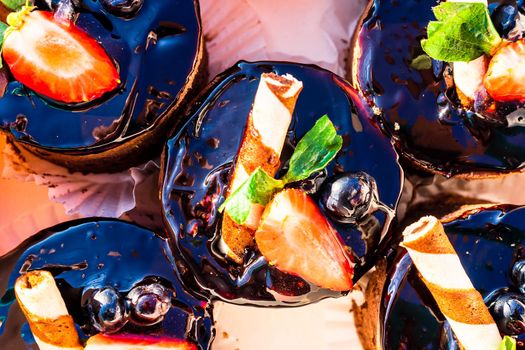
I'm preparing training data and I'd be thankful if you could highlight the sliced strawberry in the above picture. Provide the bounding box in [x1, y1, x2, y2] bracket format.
[2, 10, 120, 103]
[255, 189, 354, 291]
[484, 39, 525, 102]
[84, 334, 196, 350]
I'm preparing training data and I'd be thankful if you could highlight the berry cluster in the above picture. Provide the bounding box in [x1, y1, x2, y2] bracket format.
[85, 282, 173, 334]
[487, 260, 525, 337]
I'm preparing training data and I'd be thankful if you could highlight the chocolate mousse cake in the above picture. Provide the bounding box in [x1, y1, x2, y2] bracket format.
[351, 0, 525, 178]
[359, 204, 525, 349]
[0, 219, 214, 349]
[161, 61, 404, 306]
[0, 0, 205, 173]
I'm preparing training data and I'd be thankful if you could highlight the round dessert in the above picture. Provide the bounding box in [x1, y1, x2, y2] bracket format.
[161, 61, 403, 306]
[381, 206, 525, 349]
[0, 219, 213, 350]
[0, 0, 204, 173]
[351, 0, 525, 177]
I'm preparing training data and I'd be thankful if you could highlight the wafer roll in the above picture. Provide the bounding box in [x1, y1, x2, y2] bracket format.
[222, 72, 303, 263]
[401, 216, 501, 350]
[15, 270, 83, 350]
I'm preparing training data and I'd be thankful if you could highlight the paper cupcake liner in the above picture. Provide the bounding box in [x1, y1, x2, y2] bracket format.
[201, 0, 267, 79]
[120, 162, 165, 232]
[201, 0, 367, 79]
[1, 138, 160, 219]
[212, 292, 363, 350]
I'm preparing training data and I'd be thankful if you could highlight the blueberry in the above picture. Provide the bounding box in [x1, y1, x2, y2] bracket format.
[86, 287, 129, 333]
[491, 4, 518, 37]
[512, 260, 525, 293]
[128, 283, 172, 326]
[321, 172, 378, 224]
[101, 0, 144, 18]
[490, 293, 525, 336]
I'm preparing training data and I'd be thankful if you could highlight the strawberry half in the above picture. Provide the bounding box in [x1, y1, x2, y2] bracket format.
[2, 9, 120, 103]
[484, 39, 525, 102]
[255, 189, 354, 291]
[84, 334, 197, 350]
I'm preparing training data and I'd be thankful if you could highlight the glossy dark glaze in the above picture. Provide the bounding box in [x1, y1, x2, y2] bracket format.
[382, 206, 525, 349]
[161, 61, 403, 306]
[0, 0, 200, 152]
[0, 219, 213, 350]
[353, 0, 525, 176]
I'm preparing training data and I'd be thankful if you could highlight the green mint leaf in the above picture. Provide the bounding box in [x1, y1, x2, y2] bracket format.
[0, 22, 7, 37]
[283, 115, 343, 183]
[410, 54, 433, 70]
[222, 115, 342, 225]
[0, 22, 7, 69]
[500, 336, 516, 350]
[1, 0, 27, 10]
[220, 168, 284, 225]
[421, 2, 502, 62]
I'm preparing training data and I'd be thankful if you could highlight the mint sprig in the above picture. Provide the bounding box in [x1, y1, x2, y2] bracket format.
[422, 2, 502, 62]
[283, 115, 343, 183]
[500, 336, 516, 350]
[1, 0, 27, 11]
[220, 115, 343, 225]
[220, 168, 284, 224]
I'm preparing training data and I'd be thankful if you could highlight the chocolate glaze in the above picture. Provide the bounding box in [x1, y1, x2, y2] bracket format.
[382, 206, 525, 349]
[0, 219, 213, 350]
[0, 0, 202, 170]
[161, 61, 403, 306]
[352, 0, 525, 177]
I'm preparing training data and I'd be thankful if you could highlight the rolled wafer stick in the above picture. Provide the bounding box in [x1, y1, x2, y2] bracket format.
[401, 216, 502, 350]
[15, 270, 83, 350]
[222, 72, 303, 263]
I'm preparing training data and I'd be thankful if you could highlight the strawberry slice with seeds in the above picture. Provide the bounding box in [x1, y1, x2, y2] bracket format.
[84, 334, 197, 350]
[484, 39, 525, 102]
[255, 188, 354, 291]
[2, 9, 120, 103]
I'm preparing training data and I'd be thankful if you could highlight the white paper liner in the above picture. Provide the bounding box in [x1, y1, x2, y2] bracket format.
[212, 292, 363, 350]
[120, 161, 165, 232]
[201, 0, 367, 79]
[1, 139, 160, 218]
